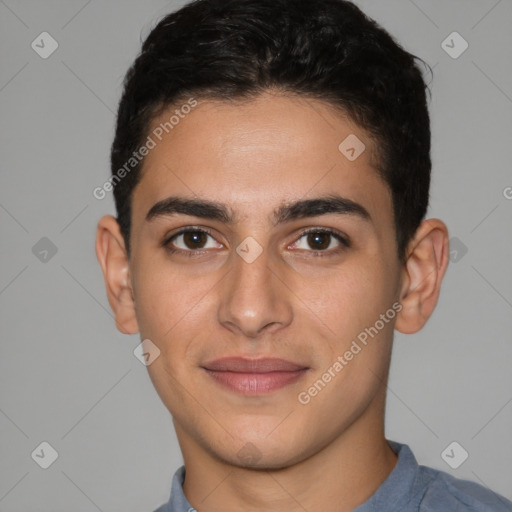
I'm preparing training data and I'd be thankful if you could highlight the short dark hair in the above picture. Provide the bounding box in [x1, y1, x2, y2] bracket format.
[111, 0, 432, 263]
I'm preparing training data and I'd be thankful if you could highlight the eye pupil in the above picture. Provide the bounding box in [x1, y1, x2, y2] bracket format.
[307, 232, 330, 250]
[184, 231, 207, 249]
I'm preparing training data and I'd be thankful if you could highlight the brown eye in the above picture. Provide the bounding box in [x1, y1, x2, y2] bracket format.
[164, 228, 223, 254]
[306, 232, 331, 250]
[182, 231, 208, 249]
[291, 228, 350, 255]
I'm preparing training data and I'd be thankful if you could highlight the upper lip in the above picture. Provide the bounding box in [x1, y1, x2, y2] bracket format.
[202, 357, 308, 373]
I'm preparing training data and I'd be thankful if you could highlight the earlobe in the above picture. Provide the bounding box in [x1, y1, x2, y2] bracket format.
[395, 218, 449, 335]
[95, 215, 139, 335]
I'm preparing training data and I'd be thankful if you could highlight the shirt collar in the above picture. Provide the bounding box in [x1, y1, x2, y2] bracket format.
[159, 440, 419, 512]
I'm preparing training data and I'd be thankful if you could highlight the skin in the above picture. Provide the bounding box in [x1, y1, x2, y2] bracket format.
[96, 91, 449, 512]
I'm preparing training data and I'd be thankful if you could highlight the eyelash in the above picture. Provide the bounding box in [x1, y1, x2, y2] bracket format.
[162, 227, 350, 258]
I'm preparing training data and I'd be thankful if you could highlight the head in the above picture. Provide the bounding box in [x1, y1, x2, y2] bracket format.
[96, 0, 449, 469]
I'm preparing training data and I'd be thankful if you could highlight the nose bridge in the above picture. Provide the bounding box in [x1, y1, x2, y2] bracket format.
[217, 240, 293, 337]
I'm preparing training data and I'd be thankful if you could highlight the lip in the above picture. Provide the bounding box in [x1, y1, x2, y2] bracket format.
[202, 357, 308, 373]
[201, 357, 309, 395]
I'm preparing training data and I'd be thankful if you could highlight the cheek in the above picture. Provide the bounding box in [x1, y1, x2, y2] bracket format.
[131, 261, 210, 374]
[132, 274, 173, 339]
[296, 257, 393, 344]
[131, 255, 200, 339]
[319, 256, 398, 392]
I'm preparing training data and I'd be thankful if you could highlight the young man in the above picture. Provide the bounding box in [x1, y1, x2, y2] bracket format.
[95, 0, 512, 510]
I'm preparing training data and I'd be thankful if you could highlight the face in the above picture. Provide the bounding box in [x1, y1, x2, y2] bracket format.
[117, 92, 406, 468]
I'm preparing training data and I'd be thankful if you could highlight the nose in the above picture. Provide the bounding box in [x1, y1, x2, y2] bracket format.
[217, 245, 294, 339]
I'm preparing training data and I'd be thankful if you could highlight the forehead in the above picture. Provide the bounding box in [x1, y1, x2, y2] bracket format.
[132, 92, 391, 227]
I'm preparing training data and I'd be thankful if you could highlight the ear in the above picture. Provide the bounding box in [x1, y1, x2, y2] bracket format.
[95, 215, 139, 335]
[395, 218, 450, 334]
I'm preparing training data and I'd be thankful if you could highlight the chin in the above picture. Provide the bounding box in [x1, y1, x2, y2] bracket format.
[214, 435, 312, 471]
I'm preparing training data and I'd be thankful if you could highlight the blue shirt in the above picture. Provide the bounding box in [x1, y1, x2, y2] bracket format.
[153, 440, 512, 511]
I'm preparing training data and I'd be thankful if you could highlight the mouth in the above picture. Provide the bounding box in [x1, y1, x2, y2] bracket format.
[201, 357, 310, 395]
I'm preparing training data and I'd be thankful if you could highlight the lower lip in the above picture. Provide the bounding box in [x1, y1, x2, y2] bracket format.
[203, 369, 308, 395]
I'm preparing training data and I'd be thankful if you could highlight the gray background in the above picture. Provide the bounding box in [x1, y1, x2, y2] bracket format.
[1, 0, 511, 510]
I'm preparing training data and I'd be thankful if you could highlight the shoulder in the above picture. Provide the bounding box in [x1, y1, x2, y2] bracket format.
[416, 464, 512, 511]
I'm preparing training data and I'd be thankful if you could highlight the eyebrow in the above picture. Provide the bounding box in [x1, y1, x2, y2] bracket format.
[145, 194, 371, 226]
